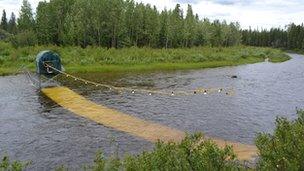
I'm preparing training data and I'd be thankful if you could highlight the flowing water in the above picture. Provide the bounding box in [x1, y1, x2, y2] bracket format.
[0, 53, 303, 170]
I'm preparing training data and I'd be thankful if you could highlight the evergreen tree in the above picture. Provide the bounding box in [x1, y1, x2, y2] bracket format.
[8, 12, 17, 34]
[18, 0, 35, 31]
[185, 5, 195, 47]
[241, 23, 304, 50]
[0, 10, 8, 31]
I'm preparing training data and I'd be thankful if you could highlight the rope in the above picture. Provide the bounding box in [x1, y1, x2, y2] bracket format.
[24, 69, 40, 89]
[44, 63, 235, 97]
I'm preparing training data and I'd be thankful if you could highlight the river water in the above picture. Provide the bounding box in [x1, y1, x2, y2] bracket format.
[0, 53, 303, 170]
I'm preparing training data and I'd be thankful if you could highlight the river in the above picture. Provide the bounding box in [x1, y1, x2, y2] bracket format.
[0, 53, 303, 170]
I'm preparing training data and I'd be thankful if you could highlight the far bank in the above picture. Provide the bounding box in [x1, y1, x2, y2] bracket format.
[0, 42, 290, 75]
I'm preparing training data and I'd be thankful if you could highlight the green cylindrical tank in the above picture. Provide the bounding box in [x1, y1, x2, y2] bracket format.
[36, 50, 62, 78]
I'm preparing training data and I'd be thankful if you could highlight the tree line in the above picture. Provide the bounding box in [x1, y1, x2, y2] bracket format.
[0, 0, 242, 48]
[0, 0, 303, 50]
[242, 24, 304, 50]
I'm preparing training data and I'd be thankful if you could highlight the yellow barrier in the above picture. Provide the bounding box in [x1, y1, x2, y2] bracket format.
[42, 86, 257, 161]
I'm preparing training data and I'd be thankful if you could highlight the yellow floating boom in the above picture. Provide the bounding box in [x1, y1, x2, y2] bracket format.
[42, 86, 257, 161]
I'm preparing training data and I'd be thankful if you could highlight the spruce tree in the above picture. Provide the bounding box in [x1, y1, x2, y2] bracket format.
[0, 10, 8, 31]
[8, 12, 17, 34]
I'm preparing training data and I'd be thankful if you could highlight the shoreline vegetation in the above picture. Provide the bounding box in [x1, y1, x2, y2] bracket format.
[1, 110, 304, 170]
[0, 42, 289, 76]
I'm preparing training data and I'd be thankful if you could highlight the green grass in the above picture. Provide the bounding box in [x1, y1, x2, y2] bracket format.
[0, 155, 29, 171]
[0, 41, 290, 75]
[66, 57, 263, 74]
[285, 49, 304, 55]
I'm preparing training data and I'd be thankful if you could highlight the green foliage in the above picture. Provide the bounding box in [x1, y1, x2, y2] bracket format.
[1, 0, 302, 50]
[255, 110, 304, 170]
[0, 156, 28, 171]
[0, 42, 289, 75]
[0, 10, 8, 31]
[7, 13, 17, 35]
[10, 30, 37, 48]
[90, 133, 242, 171]
[17, 0, 35, 32]
[92, 151, 106, 171]
[242, 24, 304, 51]
[1, 0, 242, 48]
[0, 29, 11, 41]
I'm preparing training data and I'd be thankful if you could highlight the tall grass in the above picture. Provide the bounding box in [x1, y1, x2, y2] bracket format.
[0, 41, 289, 75]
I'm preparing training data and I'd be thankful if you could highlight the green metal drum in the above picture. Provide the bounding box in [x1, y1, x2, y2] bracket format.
[36, 50, 62, 78]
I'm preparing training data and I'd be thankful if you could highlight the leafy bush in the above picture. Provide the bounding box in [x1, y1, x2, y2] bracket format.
[0, 29, 11, 41]
[255, 110, 304, 170]
[91, 133, 242, 171]
[10, 30, 37, 48]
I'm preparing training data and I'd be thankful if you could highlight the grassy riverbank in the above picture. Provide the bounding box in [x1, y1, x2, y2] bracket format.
[0, 42, 289, 75]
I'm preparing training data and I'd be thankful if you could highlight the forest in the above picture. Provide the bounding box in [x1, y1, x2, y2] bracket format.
[242, 24, 304, 50]
[0, 0, 241, 48]
[0, 0, 303, 51]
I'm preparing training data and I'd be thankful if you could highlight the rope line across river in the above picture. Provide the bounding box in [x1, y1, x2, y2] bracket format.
[44, 63, 235, 97]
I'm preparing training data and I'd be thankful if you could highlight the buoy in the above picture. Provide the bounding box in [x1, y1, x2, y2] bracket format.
[203, 90, 207, 95]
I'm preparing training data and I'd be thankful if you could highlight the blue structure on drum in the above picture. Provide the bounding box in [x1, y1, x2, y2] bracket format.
[36, 50, 62, 78]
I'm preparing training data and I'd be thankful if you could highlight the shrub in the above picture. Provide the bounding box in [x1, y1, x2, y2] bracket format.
[10, 30, 37, 48]
[91, 133, 242, 171]
[255, 110, 304, 170]
[0, 29, 11, 41]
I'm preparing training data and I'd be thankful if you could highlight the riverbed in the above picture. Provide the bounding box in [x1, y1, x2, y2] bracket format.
[0, 53, 303, 170]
